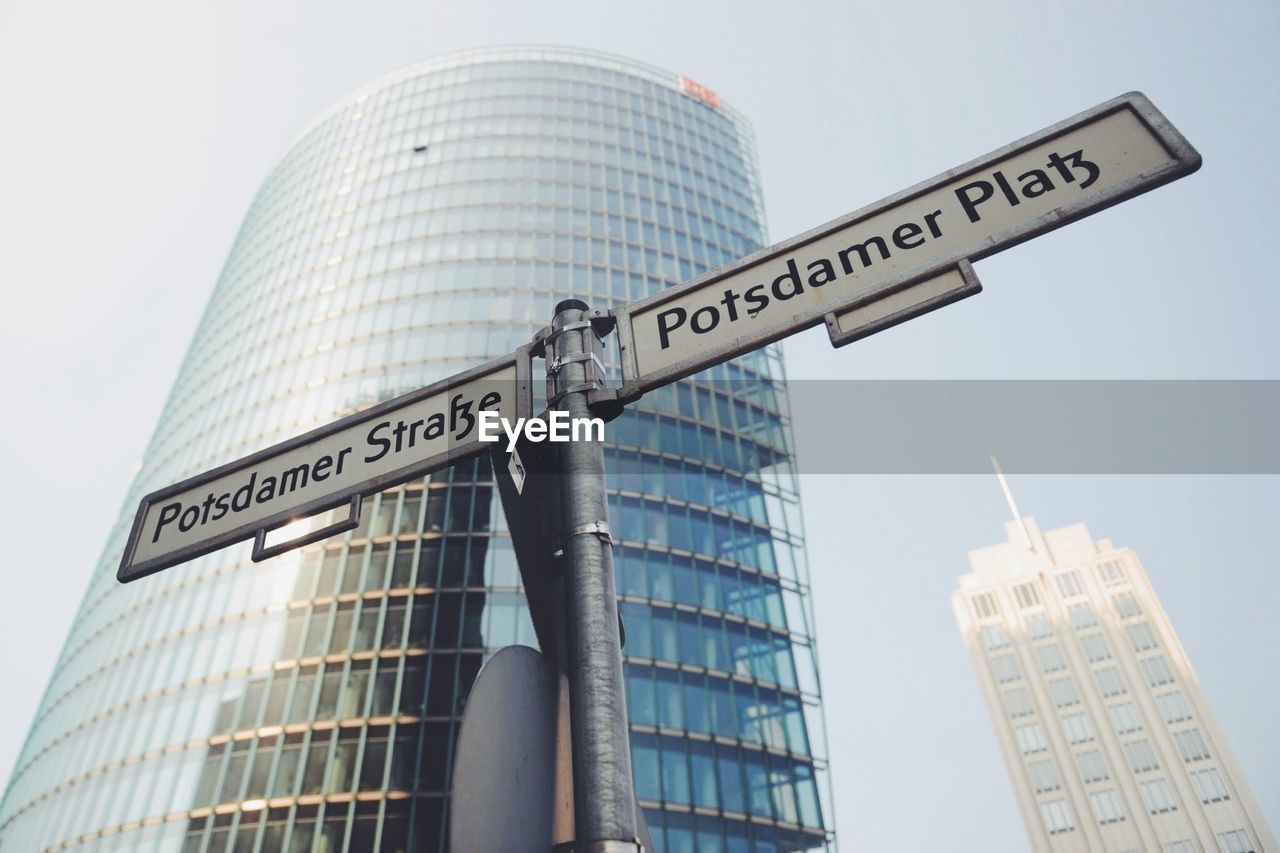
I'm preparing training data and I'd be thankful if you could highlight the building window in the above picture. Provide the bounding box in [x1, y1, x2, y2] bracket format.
[1081, 634, 1112, 662]
[991, 654, 1021, 683]
[1027, 759, 1060, 793]
[1069, 603, 1098, 630]
[1173, 728, 1211, 763]
[1123, 739, 1160, 773]
[1108, 702, 1144, 734]
[1217, 828, 1257, 853]
[1140, 655, 1175, 687]
[1139, 778, 1178, 814]
[1015, 723, 1048, 755]
[1039, 799, 1074, 835]
[982, 625, 1010, 650]
[1048, 677, 1081, 708]
[1075, 749, 1109, 783]
[1156, 691, 1193, 724]
[1094, 666, 1127, 698]
[1014, 583, 1040, 608]
[1061, 713, 1095, 745]
[1164, 841, 1197, 853]
[1038, 644, 1068, 673]
[1190, 768, 1230, 803]
[1055, 571, 1083, 598]
[1125, 622, 1159, 652]
[1113, 591, 1142, 618]
[1097, 560, 1126, 584]
[1089, 789, 1126, 824]
[1026, 613, 1054, 640]
[972, 593, 998, 619]
[1004, 687, 1034, 718]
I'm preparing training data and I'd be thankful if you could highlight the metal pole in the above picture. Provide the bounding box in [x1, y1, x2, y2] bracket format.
[546, 299, 640, 851]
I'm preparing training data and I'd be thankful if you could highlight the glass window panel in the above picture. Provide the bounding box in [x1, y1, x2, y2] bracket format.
[657, 668, 684, 730]
[1076, 749, 1110, 783]
[1028, 759, 1060, 793]
[632, 734, 661, 801]
[301, 733, 332, 795]
[743, 753, 772, 817]
[270, 741, 303, 797]
[683, 674, 710, 734]
[246, 739, 277, 799]
[359, 737, 387, 791]
[689, 741, 718, 808]
[660, 732, 691, 799]
[715, 745, 745, 813]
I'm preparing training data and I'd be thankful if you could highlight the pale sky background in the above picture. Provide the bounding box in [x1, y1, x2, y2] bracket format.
[1, 1, 1277, 850]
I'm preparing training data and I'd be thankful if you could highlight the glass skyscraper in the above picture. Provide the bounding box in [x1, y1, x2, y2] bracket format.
[0, 47, 831, 852]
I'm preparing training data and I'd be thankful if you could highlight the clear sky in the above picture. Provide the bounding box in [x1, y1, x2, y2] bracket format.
[1, 0, 1276, 850]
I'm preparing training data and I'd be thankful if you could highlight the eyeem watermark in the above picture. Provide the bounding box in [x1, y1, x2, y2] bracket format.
[478, 410, 604, 452]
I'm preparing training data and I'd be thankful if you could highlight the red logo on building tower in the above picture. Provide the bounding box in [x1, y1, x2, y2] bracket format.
[678, 75, 721, 109]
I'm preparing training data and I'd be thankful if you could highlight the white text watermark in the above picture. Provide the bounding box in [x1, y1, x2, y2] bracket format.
[478, 410, 604, 452]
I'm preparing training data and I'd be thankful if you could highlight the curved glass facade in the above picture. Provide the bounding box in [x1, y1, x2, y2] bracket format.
[0, 47, 831, 852]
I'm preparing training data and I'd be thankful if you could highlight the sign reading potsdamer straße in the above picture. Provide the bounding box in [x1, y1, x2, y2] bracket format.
[610, 92, 1200, 396]
[118, 352, 531, 582]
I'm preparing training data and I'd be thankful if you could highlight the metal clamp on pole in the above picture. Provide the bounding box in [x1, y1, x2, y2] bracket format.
[548, 349, 606, 373]
[545, 309, 608, 405]
[565, 520, 614, 546]
[546, 298, 641, 850]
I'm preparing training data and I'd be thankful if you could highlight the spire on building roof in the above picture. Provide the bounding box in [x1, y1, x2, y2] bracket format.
[991, 454, 1034, 552]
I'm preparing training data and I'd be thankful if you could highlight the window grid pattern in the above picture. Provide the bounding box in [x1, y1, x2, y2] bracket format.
[0, 47, 830, 852]
[957, 541, 1275, 853]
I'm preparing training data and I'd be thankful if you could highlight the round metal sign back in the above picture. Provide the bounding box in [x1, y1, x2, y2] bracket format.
[449, 645, 573, 852]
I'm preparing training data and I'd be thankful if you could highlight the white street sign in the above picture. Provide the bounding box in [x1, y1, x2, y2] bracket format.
[610, 92, 1200, 397]
[118, 92, 1202, 582]
[119, 351, 532, 582]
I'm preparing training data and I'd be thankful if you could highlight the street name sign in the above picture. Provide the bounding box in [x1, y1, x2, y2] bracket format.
[118, 91, 1200, 584]
[608, 92, 1200, 398]
[118, 351, 532, 582]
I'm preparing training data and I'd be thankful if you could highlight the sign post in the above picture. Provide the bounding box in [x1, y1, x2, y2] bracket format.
[540, 299, 640, 851]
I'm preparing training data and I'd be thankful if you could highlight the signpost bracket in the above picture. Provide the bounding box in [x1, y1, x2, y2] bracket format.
[584, 387, 630, 422]
[586, 308, 617, 340]
[535, 307, 631, 417]
[250, 493, 362, 563]
[825, 259, 984, 348]
[545, 303, 609, 406]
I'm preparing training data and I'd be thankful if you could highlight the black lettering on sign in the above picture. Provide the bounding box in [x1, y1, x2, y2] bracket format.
[955, 148, 1101, 223]
[366, 422, 392, 463]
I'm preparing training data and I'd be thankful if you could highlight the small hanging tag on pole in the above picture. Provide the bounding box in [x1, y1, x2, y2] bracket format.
[509, 445, 528, 495]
